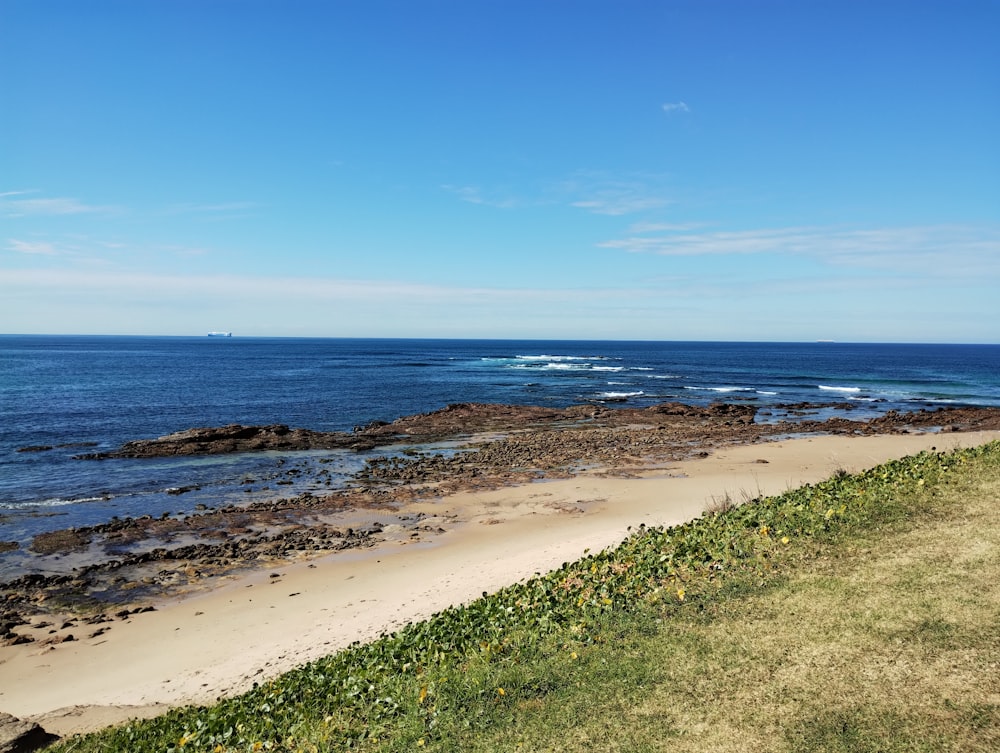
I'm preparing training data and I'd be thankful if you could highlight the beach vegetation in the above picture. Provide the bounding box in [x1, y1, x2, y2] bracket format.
[44, 441, 1000, 752]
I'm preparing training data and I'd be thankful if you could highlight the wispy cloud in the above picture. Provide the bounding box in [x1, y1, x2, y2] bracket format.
[1, 194, 119, 217]
[4, 234, 187, 265]
[626, 221, 704, 234]
[6, 238, 60, 256]
[563, 171, 675, 216]
[441, 184, 519, 209]
[601, 226, 815, 255]
[164, 201, 258, 215]
[599, 224, 1000, 273]
[442, 171, 677, 217]
[0, 268, 632, 306]
[661, 101, 690, 114]
[571, 195, 673, 216]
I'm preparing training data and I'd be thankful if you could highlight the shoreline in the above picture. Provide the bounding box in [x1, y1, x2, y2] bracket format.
[7, 403, 1000, 574]
[5, 402, 999, 615]
[2, 427, 1000, 738]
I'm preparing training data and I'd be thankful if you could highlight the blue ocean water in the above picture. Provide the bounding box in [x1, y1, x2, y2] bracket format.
[2, 336, 999, 560]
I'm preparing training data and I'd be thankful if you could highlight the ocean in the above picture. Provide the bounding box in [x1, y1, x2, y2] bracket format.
[2, 335, 999, 569]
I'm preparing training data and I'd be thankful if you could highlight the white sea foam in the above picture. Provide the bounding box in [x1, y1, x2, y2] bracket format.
[599, 391, 644, 399]
[818, 385, 862, 393]
[756, 390, 779, 396]
[543, 362, 590, 370]
[592, 366, 624, 372]
[4, 495, 105, 510]
[685, 386, 753, 393]
[647, 374, 680, 379]
[515, 354, 591, 362]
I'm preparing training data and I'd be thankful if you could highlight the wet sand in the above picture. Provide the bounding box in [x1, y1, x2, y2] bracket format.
[3, 426, 999, 737]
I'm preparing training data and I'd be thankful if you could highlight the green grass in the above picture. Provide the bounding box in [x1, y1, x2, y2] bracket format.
[48, 441, 1000, 752]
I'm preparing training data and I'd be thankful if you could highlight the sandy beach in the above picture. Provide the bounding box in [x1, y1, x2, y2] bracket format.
[3, 427, 998, 738]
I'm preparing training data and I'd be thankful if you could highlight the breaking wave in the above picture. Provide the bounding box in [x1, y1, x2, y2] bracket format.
[685, 386, 755, 393]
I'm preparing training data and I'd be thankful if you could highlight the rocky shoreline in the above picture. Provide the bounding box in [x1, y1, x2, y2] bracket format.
[4, 401, 1000, 651]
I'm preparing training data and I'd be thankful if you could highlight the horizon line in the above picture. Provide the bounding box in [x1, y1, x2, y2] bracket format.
[1, 333, 997, 347]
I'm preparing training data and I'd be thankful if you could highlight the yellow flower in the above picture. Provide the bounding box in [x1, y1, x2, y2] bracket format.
[676, 587, 685, 601]
[418, 685, 428, 704]
[570, 651, 578, 660]
[780, 536, 790, 545]
[497, 687, 506, 696]
[759, 525, 770, 536]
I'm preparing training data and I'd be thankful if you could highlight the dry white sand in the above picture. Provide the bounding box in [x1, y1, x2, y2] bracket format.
[3, 430, 997, 736]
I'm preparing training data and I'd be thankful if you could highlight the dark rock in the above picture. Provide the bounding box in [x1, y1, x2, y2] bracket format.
[354, 420, 390, 432]
[0, 712, 58, 753]
[29, 529, 91, 555]
[77, 424, 360, 459]
[166, 485, 200, 495]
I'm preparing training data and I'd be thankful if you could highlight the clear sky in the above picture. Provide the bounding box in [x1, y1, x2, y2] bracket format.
[2, 0, 998, 342]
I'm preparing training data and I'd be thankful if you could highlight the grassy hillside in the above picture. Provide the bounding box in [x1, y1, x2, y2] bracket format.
[49, 441, 1000, 752]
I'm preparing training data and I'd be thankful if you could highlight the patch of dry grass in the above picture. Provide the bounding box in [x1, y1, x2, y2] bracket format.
[467, 454, 1000, 752]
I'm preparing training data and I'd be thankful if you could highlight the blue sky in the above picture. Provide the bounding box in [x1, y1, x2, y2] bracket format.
[2, 0, 998, 341]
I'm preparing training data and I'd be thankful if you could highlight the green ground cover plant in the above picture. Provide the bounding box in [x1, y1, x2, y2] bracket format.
[48, 440, 1000, 752]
